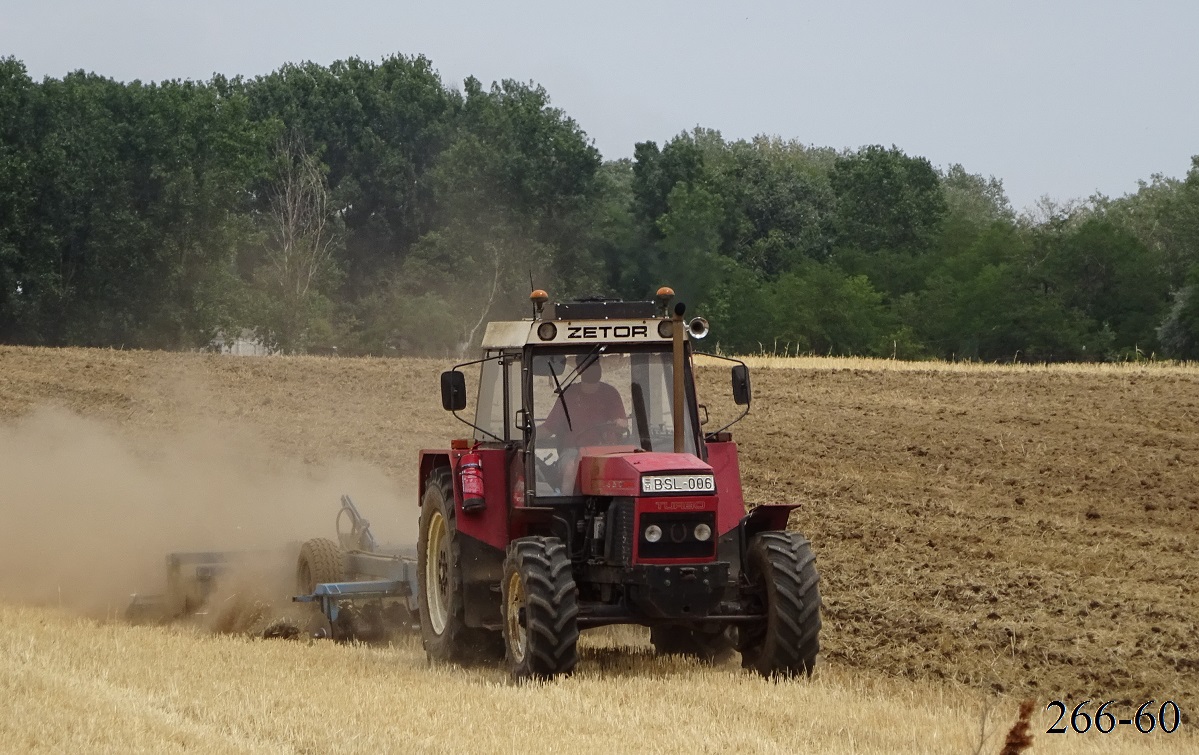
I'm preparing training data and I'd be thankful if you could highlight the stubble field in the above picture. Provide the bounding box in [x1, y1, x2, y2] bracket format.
[0, 345, 1195, 753]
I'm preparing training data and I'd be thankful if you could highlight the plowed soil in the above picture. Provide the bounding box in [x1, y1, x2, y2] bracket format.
[733, 365, 1199, 713]
[2, 346, 1196, 713]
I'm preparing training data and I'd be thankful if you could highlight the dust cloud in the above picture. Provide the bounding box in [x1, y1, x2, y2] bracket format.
[0, 407, 419, 619]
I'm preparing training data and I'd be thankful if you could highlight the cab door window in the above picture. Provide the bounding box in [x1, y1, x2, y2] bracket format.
[473, 352, 522, 442]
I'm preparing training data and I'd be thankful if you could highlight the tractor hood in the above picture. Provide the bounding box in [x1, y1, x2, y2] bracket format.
[577, 451, 714, 497]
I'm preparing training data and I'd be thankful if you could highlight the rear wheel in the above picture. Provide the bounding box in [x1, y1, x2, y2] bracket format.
[502, 537, 579, 679]
[650, 625, 736, 663]
[418, 467, 499, 663]
[740, 531, 821, 678]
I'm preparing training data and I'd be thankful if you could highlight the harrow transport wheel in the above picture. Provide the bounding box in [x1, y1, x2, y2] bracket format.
[501, 537, 579, 679]
[296, 537, 346, 638]
[650, 625, 736, 663]
[296, 538, 345, 594]
[418, 467, 494, 663]
[740, 531, 821, 678]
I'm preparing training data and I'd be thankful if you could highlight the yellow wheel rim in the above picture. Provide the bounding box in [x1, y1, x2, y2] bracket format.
[506, 570, 527, 662]
[425, 510, 450, 635]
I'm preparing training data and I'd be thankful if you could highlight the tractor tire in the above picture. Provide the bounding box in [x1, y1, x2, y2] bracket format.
[740, 531, 821, 678]
[297, 537, 345, 594]
[501, 536, 580, 679]
[650, 625, 736, 663]
[418, 466, 498, 664]
[296, 537, 345, 638]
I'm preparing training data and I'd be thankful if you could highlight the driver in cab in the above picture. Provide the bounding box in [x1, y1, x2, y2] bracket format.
[539, 354, 628, 447]
[538, 354, 629, 494]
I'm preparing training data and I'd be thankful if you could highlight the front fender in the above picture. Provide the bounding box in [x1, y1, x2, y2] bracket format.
[740, 503, 799, 540]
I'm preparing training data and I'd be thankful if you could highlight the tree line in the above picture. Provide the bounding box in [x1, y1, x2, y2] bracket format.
[2, 54, 1197, 360]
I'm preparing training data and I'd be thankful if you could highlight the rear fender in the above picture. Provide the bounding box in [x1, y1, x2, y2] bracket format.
[417, 451, 452, 506]
[420, 448, 510, 551]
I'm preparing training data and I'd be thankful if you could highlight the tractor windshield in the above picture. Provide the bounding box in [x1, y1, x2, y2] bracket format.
[530, 347, 699, 496]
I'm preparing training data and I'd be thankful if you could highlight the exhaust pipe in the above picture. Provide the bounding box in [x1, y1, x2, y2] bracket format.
[672, 303, 685, 453]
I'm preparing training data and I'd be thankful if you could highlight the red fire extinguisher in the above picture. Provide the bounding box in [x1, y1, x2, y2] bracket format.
[459, 452, 486, 513]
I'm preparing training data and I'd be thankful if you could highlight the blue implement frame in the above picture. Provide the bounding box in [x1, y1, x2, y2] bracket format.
[292, 550, 420, 629]
[293, 577, 418, 624]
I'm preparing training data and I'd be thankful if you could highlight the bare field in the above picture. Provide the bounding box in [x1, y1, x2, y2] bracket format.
[1, 345, 1196, 751]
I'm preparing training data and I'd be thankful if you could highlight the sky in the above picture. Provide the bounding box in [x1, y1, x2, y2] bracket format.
[3, 0, 1196, 211]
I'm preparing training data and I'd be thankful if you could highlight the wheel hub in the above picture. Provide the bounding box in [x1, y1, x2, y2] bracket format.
[425, 511, 450, 635]
[506, 571, 527, 663]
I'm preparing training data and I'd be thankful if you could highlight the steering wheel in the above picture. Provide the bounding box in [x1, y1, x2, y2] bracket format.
[574, 421, 630, 447]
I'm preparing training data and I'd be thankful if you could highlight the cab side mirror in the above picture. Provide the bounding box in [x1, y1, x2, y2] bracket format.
[731, 365, 752, 406]
[441, 370, 467, 412]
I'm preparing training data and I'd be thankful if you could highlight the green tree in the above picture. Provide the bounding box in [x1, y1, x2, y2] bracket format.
[7, 73, 266, 347]
[828, 145, 948, 300]
[631, 137, 706, 240]
[710, 136, 835, 273]
[830, 145, 947, 255]
[1157, 264, 1199, 359]
[436, 77, 602, 295]
[244, 55, 459, 303]
[1043, 218, 1166, 356]
[251, 134, 344, 352]
[589, 159, 646, 295]
[346, 75, 601, 354]
[768, 262, 893, 356]
[1096, 157, 1199, 288]
[917, 224, 1100, 361]
[655, 183, 724, 309]
[0, 58, 38, 341]
[935, 164, 1015, 272]
[942, 164, 1014, 227]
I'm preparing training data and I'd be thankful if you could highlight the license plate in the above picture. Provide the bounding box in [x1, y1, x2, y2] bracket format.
[641, 474, 716, 494]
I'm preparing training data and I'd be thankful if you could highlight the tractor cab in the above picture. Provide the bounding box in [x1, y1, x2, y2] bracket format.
[440, 288, 749, 505]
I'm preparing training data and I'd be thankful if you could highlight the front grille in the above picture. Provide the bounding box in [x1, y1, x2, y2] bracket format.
[606, 499, 635, 565]
[637, 512, 716, 560]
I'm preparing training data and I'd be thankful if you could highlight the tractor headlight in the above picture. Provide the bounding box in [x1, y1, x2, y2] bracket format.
[537, 322, 557, 341]
[644, 524, 663, 543]
[693, 523, 712, 542]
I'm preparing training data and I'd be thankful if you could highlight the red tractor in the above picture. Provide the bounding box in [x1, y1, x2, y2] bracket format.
[419, 288, 821, 679]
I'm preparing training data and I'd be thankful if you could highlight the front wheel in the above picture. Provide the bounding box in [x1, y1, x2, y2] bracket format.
[502, 537, 580, 679]
[740, 531, 821, 678]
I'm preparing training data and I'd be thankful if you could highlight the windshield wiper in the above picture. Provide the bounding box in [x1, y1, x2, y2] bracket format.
[550, 345, 605, 431]
[548, 359, 573, 430]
